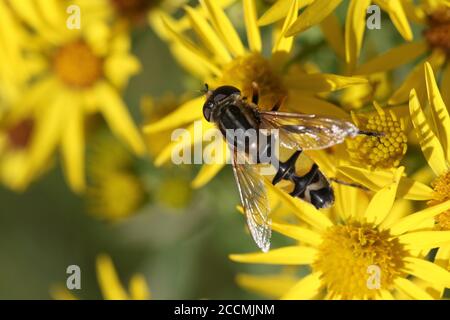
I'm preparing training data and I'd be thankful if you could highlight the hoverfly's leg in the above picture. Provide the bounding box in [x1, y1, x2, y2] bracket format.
[272, 150, 302, 185]
[330, 178, 370, 191]
[357, 130, 384, 137]
[251, 81, 260, 105]
[270, 96, 285, 111]
[290, 164, 319, 197]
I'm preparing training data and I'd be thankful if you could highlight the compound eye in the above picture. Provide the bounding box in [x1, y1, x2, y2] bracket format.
[203, 102, 213, 122]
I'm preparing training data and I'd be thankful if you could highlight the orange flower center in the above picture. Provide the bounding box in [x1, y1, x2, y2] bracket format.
[429, 171, 450, 230]
[7, 118, 34, 150]
[347, 108, 407, 169]
[424, 7, 450, 54]
[218, 53, 287, 110]
[53, 41, 102, 88]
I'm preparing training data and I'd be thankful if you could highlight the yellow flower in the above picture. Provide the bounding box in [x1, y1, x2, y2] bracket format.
[86, 132, 147, 222]
[353, 0, 450, 106]
[230, 167, 450, 299]
[52, 254, 151, 300]
[3, 0, 145, 192]
[145, 0, 367, 188]
[340, 63, 450, 215]
[259, 0, 413, 70]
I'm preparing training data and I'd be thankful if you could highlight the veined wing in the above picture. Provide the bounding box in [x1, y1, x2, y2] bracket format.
[259, 111, 360, 150]
[231, 150, 271, 252]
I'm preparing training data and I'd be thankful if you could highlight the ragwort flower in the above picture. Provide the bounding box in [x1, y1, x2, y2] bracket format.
[230, 167, 450, 299]
[2, 0, 145, 192]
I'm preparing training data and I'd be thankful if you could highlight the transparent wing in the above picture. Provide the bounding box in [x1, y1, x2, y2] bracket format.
[231, 151, 271, 252]
[259, 111, 359, 150]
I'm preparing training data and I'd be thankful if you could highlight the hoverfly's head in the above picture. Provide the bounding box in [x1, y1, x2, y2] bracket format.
[202, 85, 241, 122]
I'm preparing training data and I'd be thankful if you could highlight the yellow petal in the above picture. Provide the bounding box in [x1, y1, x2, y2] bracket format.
[285, 0, 343, 36]
[243, 0, 261, 52]
[61, 96, 85, 193]
[104, 53, 141, 89]
[95, 82, 145, 155]
[319, 13, 345, 60]
[35, 0, 66, 29]
[389, 51, 445, 105]
[394, 277, 434, 300]
[161, 15, 221, 76]
[424, 62, 450, 162]
[409, 89, 447, 177]
[96, 254, 129, 300]
[201, 0, 245, 56]
[337, 165, 434, 201]
[353, 41, 427, 75]
[169, 43, 216, 79]
[379, 198, 412, 230]
[184, 6, 231, 63]
[191, 160, 227, 189]
[375, 0, 413, 41]
[229, 246, 317, 265]
[285, 73, 368, 92]
[154, 119, 215, 166]
[128, 274, 151, 300]
[286, 92, 350, 118]
[271, 222, 322, 247]
[334, 183, 369, 221]
[390, 200, 450, 235]
[235, 273, 299, 299]
[266, 182, 333, 231]
[281, 273, 322, 300]
[28, 92, 64, 176]
[364, 167, 404, 225]
[272, 0, 298, 54]
[345, 0, 371, 68]
[398, 231, 450, 250]
[403, 257, 450, 288]
[442, 63, 450, 108]
[259, 0, 294, 26]
[144, 97, 204, 134]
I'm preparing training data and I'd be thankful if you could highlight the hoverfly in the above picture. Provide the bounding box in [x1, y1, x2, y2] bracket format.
[202, 83, 377, 252]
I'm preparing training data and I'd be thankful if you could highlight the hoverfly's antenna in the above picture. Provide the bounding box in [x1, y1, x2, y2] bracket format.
[200, 83, 213, 99]
[357, 130, 385, 137]
[330, 178, 370, 191]
[200, 83, 209, 94]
